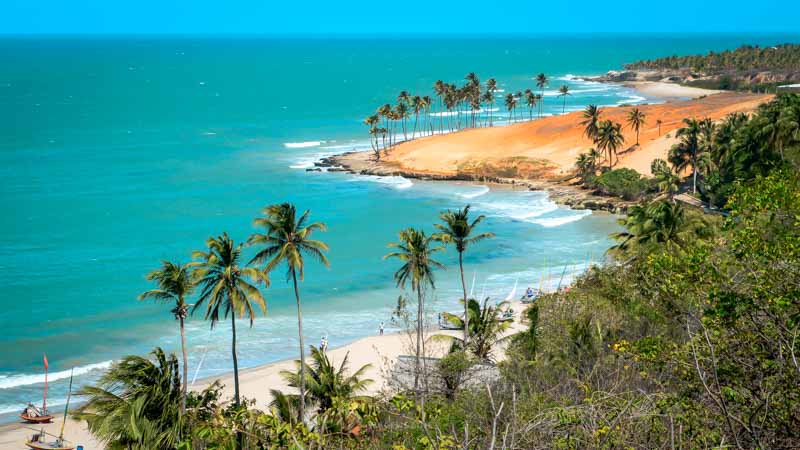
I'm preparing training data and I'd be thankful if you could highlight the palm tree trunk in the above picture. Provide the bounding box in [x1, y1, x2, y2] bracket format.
[230, 310, 240, 406]
[459, 252, 468, 346]
[415, 283, 422, 393]
[413, 113, 418, 139]
[291, 268, 306, 422]
[179, 316, 188, 414]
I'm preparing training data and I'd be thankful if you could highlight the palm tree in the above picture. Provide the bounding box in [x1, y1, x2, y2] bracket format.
[411, 96, 422, 139]
[575, 151, 597, 182]
[627, 107, 647, 145]
[434, 80, 445, 133]
[364, 115, 380, 154]
[609, 201, 708, 256]
[74, 348, 183, 449]
[596, 120, 626, 169]
[438, 298, 511, 361]
[525, 89, 537, 121]
[656, 119, 663, 136]
[433, 205, 494, 346]
[557, 85, 571, 114]
[536, 73, 548, 118]
[138, 261, 196, 413]
[247, 203, 329, 422]
[278, 346, 373, 416]
[377, 104, 392, 146]
[504, 93, 517, 123]
[384, 228, 444, 392]
[482, 90, 495, 127]
[651, 158, 680, 199]
[421, 95, 433, 136]
[395, 102, 410, 142]
[192, 233, 268, 407]
[580, 104, 601, 142]
[485, 78, 497, 127]
[670, 118, 702, 193]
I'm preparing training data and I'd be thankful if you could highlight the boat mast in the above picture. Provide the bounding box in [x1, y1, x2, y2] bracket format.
[59, 368, 74, 441]
[42, 354, 48, 413]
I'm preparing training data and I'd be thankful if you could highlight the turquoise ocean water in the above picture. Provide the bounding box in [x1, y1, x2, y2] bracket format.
[1, 34, 796, 419]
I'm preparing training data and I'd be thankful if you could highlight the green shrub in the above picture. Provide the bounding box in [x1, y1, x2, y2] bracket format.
[592, 168, 651, 200]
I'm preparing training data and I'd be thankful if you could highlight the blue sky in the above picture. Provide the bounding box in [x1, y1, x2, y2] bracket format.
[3, 0, 800, 34]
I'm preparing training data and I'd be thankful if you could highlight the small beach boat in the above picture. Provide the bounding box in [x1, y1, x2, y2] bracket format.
[25, 430, 75, 450]
[20, 355, 53, 424]
[497, 309, 515, 322]
[25, 368, 76, 450]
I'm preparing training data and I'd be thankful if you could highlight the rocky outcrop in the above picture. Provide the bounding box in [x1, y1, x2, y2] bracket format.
[322, 153, 632, 214]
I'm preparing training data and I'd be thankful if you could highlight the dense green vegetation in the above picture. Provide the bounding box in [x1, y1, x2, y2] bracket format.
[625, 43, 800, 73]
[625, 44, 800, 92]
[73, 95, 800, 449]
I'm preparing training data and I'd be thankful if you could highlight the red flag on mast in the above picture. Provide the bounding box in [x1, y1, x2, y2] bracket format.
[43, 354, 48, 370]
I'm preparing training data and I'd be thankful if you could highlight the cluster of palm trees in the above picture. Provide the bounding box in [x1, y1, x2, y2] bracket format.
[364, 73, 570, 159]
[574, 105, 636, 178]
[138, 203, 328, 422]
[135, 201, 495, 422]
[384, 204, 494, 392]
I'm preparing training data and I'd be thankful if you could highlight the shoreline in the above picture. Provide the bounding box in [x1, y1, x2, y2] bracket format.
[0, 300, 531, 449]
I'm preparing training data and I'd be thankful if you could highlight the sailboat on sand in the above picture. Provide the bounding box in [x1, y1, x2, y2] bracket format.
[20, 355, 53, 424]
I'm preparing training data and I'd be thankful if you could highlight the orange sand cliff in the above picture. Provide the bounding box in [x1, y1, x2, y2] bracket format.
[380, 92, 772, 178]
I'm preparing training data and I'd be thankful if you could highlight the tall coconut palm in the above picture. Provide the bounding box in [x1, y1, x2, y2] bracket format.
[138, 261, 196, 413]
[247, 203, 329, 422]
[525, 89, 537, 121]
[485, 78, 498, 127]
[377, 104, 392, 146]
[411, 96, 422, 139]
[596, 120, 626, 169]
[580, 104, 601, 142]
[557, 85, 571, 114]
[535, 73, 548, 118]
[627, 107, 647, 145]
[670, 118, 702, 193]
[656, 119, 663, 136]
[192, 233, 268, 407]
[504, 93, 517, 123]
[433, 205, 494, 345]
[74, 348, 184, 449]
[434, 80, 445, 133]
[421, 95, 433, 136]
[395, 102, 410, 142]
[384, 228, 444, 391]
[482, 90, 495, 127]
[364, 115, 380, 154]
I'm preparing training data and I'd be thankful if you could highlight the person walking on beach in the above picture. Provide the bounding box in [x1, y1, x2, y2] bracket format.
[379, 321, 385, 336]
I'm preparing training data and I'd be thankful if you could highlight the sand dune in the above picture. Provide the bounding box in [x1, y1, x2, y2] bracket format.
[380, 92, 771, 178]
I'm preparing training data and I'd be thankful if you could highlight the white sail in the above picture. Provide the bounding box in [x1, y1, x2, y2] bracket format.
[504, 279, 518, 302]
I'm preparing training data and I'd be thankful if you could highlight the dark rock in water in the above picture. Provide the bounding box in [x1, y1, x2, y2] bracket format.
[306, 168, 322, 172]
[327, 167, 348, 172]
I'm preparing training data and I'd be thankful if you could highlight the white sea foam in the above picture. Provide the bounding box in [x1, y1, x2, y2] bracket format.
[0, 361, 112, 390]
[457, 185, 490, 199]
[353, 175, 413, 190]
[430, 111, 458, 117]
[284, 141, 325, 148]
[532, 210, 591, 227]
